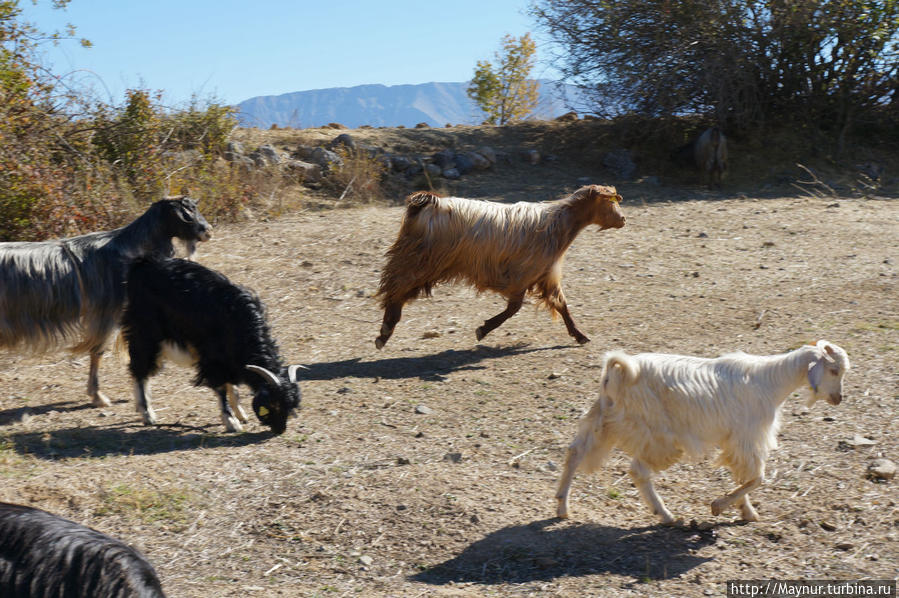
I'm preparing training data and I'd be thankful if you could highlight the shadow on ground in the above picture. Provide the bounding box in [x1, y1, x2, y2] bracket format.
[411, 517, 719, 585]
[298, 343, 569, 382]
[4, 422, 271, 460]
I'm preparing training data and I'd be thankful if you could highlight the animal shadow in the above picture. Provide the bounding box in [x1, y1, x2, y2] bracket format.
[0, 401, 95, 426]
[411, 518, 717, 585]
[299, 343, 568, 382]
[5, 423, 271, 460]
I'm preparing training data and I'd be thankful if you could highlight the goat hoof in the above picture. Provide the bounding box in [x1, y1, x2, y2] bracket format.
[375, 337, 386, 350]
[576, 337, 590, 345]
[223, 416, 243, 433]
[141, 410, 157, 426]
[92, 392, 112, 407]
[710, 500, 724, 516]
[475, 327, 486, 341]
[555, 500, 570, 519]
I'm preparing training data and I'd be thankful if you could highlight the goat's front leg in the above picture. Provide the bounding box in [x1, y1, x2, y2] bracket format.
[87, 351, 112, 407]
[629, 458, 675, 525]
[226, 384, 249, 423]
[711, 477, 762, 519]
[375, 301, 404, 350]
[132, 379, 156, 425]
[216, 386, 243, 432]
[476, 292, 525, 341]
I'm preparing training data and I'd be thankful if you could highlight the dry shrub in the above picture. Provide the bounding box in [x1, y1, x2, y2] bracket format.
[324, 147, 387, 203]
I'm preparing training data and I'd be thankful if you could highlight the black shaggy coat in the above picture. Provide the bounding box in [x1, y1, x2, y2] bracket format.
[122, 256, 300, 434]
[0, 502, 165, 598]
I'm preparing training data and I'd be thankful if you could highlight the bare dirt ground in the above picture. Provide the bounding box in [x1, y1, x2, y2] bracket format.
[0, 140, 897, 597]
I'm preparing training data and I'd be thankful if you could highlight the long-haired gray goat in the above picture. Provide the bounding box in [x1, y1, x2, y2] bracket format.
[0, 197, 211, 407]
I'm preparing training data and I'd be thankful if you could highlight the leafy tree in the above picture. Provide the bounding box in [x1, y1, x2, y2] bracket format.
[467, 33, 540, 125]
[532, 0, 899, 142]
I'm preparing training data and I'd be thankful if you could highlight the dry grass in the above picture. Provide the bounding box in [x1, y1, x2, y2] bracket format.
[0, 124, 896, 597]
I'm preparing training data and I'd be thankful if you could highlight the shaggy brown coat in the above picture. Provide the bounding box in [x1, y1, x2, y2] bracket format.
[374, 185, 626, 348]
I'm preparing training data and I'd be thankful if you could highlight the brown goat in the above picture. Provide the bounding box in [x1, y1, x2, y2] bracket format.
[374, 185, 626, 349]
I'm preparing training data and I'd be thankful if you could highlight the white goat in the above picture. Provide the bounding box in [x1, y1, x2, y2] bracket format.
[555, 340, 850, 524]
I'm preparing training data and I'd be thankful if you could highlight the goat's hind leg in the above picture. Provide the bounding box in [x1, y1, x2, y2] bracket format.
[476, 292, 524, 341]
[711, 477, 762, 520]
[375, 301, 404, 350]
[87, 351, 112, 407]
[217, 386, 243, 432]
[547, 289, 589, 345]
[629, 458, 676, 525]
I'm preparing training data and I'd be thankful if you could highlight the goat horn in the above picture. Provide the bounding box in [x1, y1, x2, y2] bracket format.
[288, 364, 308, 383]
[245, 365, 281, 386]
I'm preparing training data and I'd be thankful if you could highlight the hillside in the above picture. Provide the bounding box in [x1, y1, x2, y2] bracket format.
[235, 81, 583, 129]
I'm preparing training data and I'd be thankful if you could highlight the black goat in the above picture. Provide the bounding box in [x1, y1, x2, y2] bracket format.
[0, 502, 166, 598]
[671, 126, 728, 186]
[0, 197, 211, 407]
[121, 256, 302, 434]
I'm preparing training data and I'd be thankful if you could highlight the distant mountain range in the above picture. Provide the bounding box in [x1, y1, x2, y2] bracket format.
[235, 81, 585, 129]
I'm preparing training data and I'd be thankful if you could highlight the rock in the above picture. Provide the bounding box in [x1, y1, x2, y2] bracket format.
[867, 458, 896, 481]
[464, 151, 492, 171]
[556, 111, 579, 122]
[839, 434, 877, 451]
[255, 144, 281, 165]
[443, 452, 462, 463]
[454, 153, 475, 175]
[310, 147, 343, 170]
[415, 122, 429, 128]
[397, 457, 410, 465]
[475, 146, 496, 165]
[358, 555, 373, 566]
[389, 155, 415, 172]
[285, 160, 322, 183]
[820, 520, 838, 531]
[422, 330, 441, 339]
[602, 148, 637, 180]
[432, 149, 456, 170]
[547, 372, 563, 380]
[292, 144, 315, 160]
[442, 167, 460, 180]
[835, 542, 855, 551]
[328, 133, 356, 151]
[225, 140, 245, 157]
[325, 122, 346, 129]
[414, 405, 433, 415]
[424, 163, 442, 176]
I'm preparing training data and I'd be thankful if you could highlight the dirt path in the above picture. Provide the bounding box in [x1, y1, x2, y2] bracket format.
[0, 191, 896, 597]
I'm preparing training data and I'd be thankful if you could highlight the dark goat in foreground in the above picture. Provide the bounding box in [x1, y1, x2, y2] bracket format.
[375, 185, 626, 348]
[672, 126, 728, 186]
[122, 257, 302, 434]
[0, 197, 211, 407]
[0, 501, 165, 598]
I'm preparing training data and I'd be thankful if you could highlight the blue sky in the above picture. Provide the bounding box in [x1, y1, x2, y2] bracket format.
[19, 0, 560, 107]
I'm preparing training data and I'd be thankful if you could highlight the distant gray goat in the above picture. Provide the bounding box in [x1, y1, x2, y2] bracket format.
[672, 126, 728, 186]
[0, 197, 211, 407]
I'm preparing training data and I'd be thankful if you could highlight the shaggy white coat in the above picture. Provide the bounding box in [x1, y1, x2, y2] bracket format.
[555, 340, 850, 523]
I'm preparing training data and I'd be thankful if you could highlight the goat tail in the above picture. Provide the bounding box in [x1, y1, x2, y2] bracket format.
[601, 350, 639, 399]
[404, 191, 441, 219]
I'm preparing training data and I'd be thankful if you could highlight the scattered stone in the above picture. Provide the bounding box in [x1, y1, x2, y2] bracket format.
[442, 167, 461, 180]
[415, 122, 430, 128]
[835, 542, 855, 551]
[397, 456, 410, 465]
[309, 147, 343, 170]
[545, 461, 558, 472]
[475, 146, 496, 165]
[697, 232, 709, 238]
[285, 160, 322, 183]
[454, 153, 475, 175]
[424, 163, 442, 176]
[432, 149, 456, 169]
[867, 458, 896, 481]
[422, 330, 441, 339]
[358, 555, 373, 566]
[469, 514, 480, 524]
[414, 405, 433, 415]
[820, 520, 838, 531]
[839, 434, 877, 451]
[443, 452, 463, 463]
[555, 111, 579, 122]
[547, 372, 563, 380]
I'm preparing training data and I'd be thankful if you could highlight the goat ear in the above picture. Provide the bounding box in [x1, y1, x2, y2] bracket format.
[287, 364, 308, 383]
[807, 359, 824, 392]
[815, 340, 837, 363]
